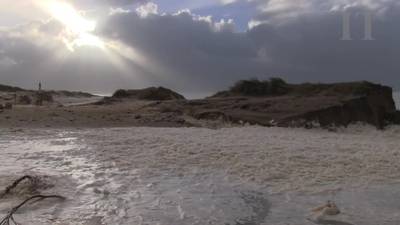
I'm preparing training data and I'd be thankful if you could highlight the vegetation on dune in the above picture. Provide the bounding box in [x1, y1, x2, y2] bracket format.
[0, 84, 24, 92]
[112, 87, 185, 101]
[229, 77, 290, 96]
[212, 78, 388, 98]
[292, 81, 387, 97]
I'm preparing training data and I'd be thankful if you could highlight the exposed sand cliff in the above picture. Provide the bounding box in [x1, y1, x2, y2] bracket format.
[0, 81, 399, 129]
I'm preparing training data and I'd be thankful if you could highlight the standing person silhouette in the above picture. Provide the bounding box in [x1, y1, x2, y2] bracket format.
[37, 82, 43, 106]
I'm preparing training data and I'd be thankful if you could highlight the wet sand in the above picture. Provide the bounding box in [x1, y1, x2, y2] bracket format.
[0, 126, 399, 224]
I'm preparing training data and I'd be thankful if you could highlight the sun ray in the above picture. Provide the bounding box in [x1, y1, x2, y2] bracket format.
[37, 0, 104, 51]
[35, 0, 156, 78]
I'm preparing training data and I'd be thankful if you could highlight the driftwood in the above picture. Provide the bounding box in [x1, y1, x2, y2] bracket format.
[0, 176, 66, 225]
[0, 195, 65, 225]
[0, 176, 34, 199]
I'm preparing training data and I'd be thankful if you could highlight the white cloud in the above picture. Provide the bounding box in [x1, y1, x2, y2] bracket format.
[248, 19, 265, 29]
[220, 0, 238, 5]
[109, 7, 131, 15]
[215, 19, 235, 31]
[136, 2, 158, 17]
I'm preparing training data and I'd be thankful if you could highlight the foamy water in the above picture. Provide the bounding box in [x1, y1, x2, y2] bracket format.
[394, 92, 400, 109]
[0, 126, 399, 224]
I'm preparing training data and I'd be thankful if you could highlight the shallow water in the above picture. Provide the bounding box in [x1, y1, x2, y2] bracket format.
[0, 127, 399, 225]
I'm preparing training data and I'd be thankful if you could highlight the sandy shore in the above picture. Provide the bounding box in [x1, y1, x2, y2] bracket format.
[0, 101, 192, 128]
[1, 89, 399, 129]
[0, 126, 399, 224]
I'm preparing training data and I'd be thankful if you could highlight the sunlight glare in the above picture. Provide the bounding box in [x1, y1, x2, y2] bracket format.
[36, 0, 150, 76]
[40, 0, 104, 51]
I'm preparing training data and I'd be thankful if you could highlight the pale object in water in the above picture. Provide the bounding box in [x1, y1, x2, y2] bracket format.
[309, 200, 341, 221]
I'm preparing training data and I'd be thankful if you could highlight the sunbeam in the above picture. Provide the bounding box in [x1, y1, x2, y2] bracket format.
[37, 0, 104, 51]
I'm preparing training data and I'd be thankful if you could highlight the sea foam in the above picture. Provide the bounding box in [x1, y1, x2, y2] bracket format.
[394, 92, 400, 109]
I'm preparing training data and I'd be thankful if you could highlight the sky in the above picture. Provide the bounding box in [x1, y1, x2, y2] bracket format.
[0, 0, 399, 98]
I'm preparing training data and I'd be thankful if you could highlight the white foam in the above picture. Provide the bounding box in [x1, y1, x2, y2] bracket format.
[394, 91, 400, 109]
[0, 126, 399, 224]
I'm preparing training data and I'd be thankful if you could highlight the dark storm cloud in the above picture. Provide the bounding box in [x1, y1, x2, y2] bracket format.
[0, 1, 399, 98]
[98, 5, 400, 92]
[248, 10, 400, 87]
[98, 10, 263, 94]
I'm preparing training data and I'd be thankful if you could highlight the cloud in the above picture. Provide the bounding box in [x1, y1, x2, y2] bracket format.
[250, 0, 400, 25]
[99, 2, 400, 91]
[136, 2, 158, 17]
[95, 8, 259, 96]
[0, 1, 399, 98]
[92, 0, 148, 7]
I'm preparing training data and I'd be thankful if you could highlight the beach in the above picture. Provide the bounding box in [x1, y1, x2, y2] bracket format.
[1, 1, 400, 224]
[0, 125, 399, 225]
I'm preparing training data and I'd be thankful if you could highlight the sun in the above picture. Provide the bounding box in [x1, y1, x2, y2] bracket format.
[36, 0, 149, 75]
[39, 0, 105, 51]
